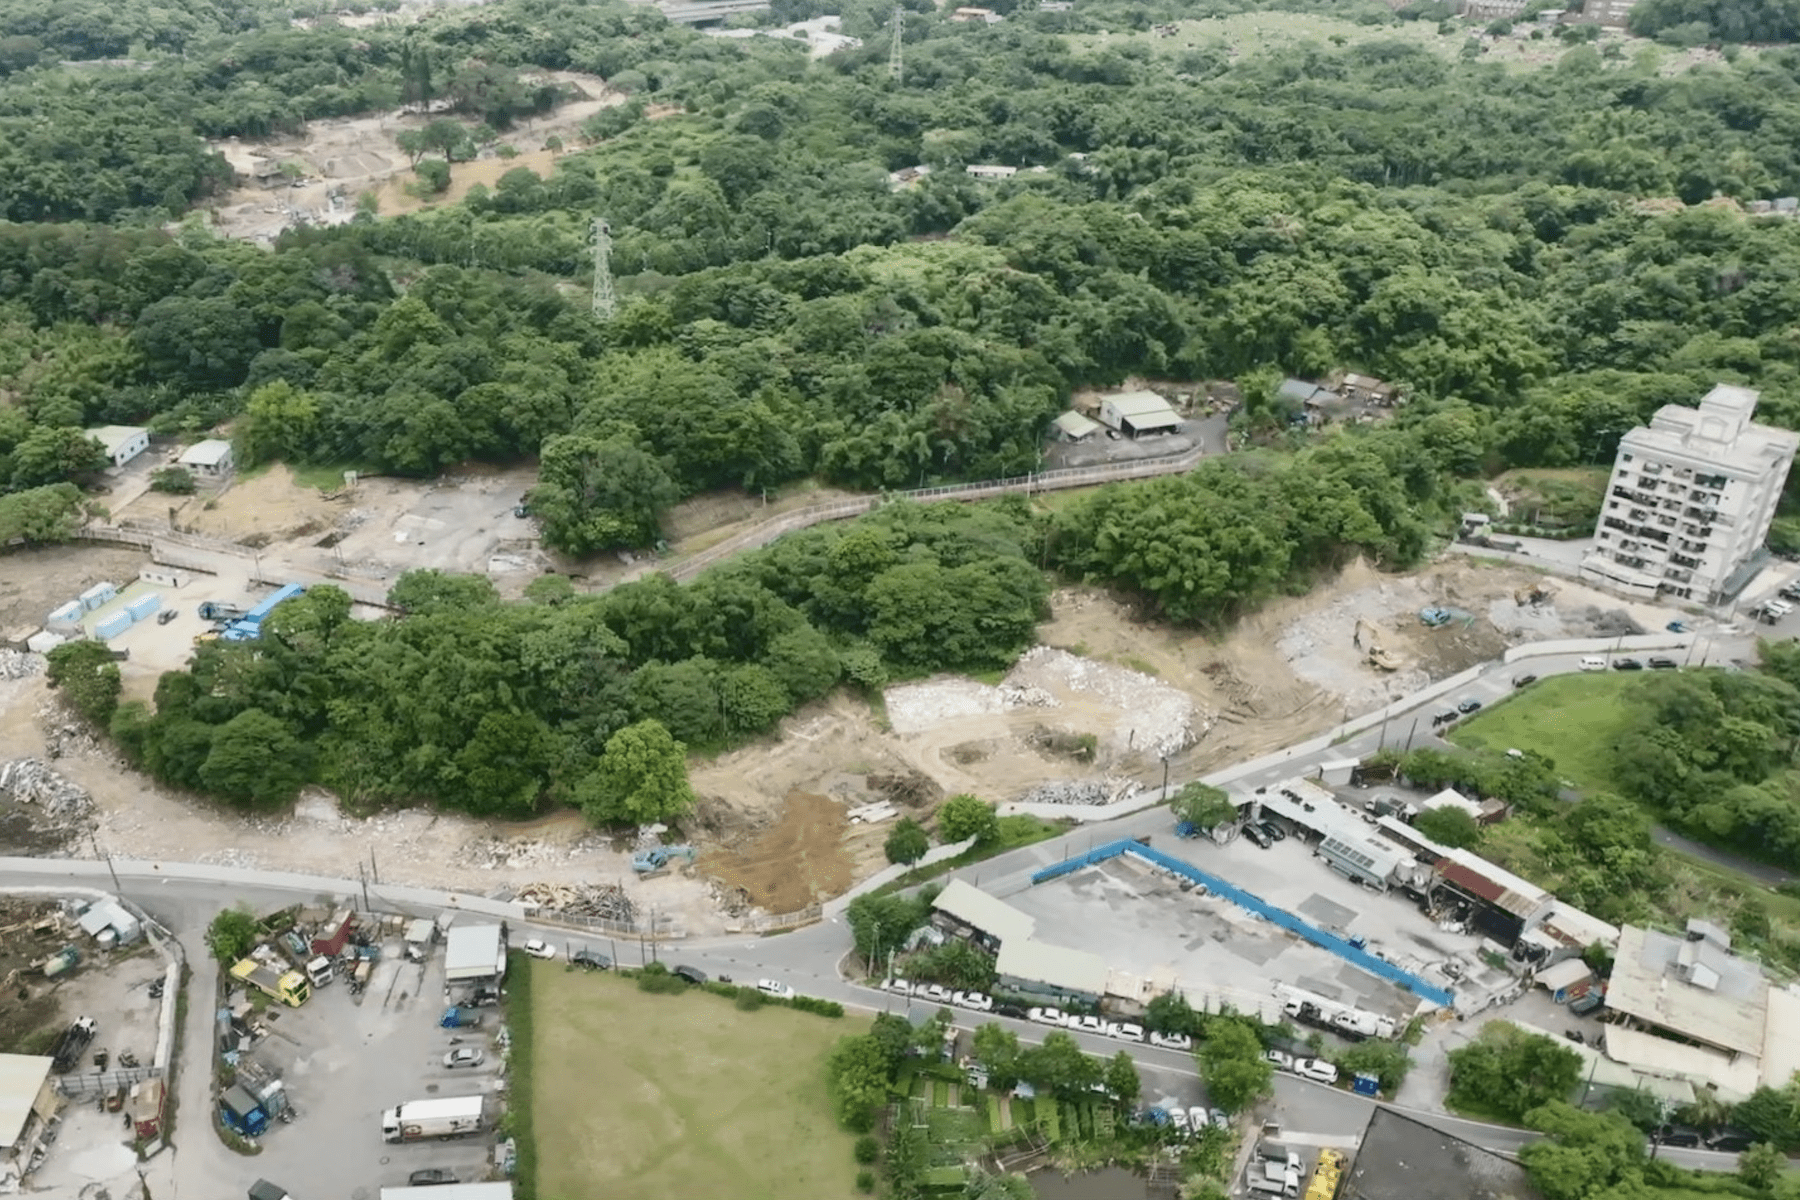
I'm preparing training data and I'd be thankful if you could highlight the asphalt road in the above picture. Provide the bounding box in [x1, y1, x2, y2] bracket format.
[0, 634, 1765, 1187]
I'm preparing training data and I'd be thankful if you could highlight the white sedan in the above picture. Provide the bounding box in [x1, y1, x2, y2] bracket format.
[1028, 1006, 1068, 1027]
[883, 978, 912, 996]
[919, 983, 954, 1004]
[1070, 1015, 1105, 1035]
[757, 979, 796, 1000]
[522, 939, 556, 961]
[1149, 1031, 1193, 1051]
[953, 991, 994, 1012]
[1169, 1107, 1190, 1132]
[1106, 1022, 1145, 1042]
[1265, 1050, 1296, 1072]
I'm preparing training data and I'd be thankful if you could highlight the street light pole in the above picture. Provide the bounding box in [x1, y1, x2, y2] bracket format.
[1161, 755, 1170, 799]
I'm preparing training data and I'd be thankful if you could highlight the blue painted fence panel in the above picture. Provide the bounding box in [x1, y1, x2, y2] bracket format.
[1031, 838, 1453, 1008]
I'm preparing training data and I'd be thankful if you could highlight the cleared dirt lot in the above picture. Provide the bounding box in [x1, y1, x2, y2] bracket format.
[206, 70, 621, 243]
[529, 965, 859, 1200]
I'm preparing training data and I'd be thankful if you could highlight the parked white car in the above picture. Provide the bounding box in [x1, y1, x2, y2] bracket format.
[1070, 1015, 1106, 1035]
[1265, 1050, 1295, 1072]
[953, 991, 994, 1012]
[883, 978, 912, 995]
[757, 979, 796, 1000]
[522, 938, 556, 960]
[919, 983, 954, 1004]
[1295, 1058, 1339, 1085]
[1188, 1106, 1209, 1133]
[1169, 1107, 1190, 1132]
[1106, 1021, 1145, 1042]
[1028, 1006, 1068, 1027]
[1210, 1108, 1231, 1130]
[1148, 1031, 1193, 1051]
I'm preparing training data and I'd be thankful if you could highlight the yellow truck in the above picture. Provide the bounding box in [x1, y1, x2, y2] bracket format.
[1305, 1148, 1345, 1200]
[231, 956, 311, 1007]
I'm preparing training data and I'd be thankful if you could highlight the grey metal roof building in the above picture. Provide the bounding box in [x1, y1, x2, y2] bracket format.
[931, 879, 1036, 951]
[444, 924, 507, 984]
[1607, 922, 1766, 1059]
[995, 937, 1108, 1005]
[1343, 1108, 1542, 1200]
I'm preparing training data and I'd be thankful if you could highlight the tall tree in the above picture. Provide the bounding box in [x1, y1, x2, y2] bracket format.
[575, 719, 695, 826]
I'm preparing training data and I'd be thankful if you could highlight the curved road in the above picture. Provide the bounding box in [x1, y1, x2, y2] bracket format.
[0, 637, 1764, 1187]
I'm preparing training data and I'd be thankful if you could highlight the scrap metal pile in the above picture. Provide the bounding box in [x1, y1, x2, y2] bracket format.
[515, 882, 636, 925]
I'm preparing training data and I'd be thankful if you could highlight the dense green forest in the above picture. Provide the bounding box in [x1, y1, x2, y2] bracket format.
[14, 0, 1800, 819]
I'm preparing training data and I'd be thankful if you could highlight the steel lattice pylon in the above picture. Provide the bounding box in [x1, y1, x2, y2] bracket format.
[889, 6, 904, 85]
[590, 216, 616, 321]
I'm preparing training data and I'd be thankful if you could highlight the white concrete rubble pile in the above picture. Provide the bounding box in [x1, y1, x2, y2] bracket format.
[1005, 646, 1198, 759]
[0, 650, 43, 680]
[456, 836, 563, 871]
[0, 758, 97, 825]
[515, 881, 636, 924]
[1015, 780, 1114, 807]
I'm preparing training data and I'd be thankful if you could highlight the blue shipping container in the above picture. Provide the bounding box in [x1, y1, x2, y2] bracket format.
[95, 612, 134, 641]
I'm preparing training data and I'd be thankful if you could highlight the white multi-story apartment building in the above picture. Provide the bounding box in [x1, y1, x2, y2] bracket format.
[1582, 384, 1798, 604]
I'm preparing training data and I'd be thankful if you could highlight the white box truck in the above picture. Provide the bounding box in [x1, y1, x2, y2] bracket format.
[381, 1095, 485, 1143]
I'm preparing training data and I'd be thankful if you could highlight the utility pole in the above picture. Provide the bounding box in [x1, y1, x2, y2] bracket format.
[357, 861, 371, 912]
[589, 216, 616, 321]
[89, 830, 121, 897]
[888, 6, 905, 86]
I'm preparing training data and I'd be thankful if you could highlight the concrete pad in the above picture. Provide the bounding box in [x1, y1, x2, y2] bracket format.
[1008, 833, 1487, 1023]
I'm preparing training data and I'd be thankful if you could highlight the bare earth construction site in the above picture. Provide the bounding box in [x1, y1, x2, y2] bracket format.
[0, 466, 1665, 930]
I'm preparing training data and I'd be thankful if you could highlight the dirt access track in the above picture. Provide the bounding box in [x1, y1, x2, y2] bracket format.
[207, 68, 622, 243]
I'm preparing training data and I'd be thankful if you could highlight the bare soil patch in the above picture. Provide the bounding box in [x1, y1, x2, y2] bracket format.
[704, 789, 853, 914]
[371, 147, 556, 216]
[0, 544, 151, 635]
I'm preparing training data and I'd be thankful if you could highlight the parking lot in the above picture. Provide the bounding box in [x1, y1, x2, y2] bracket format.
[1006, 832, 1486, 1024]
[231, 930, 503, 1195]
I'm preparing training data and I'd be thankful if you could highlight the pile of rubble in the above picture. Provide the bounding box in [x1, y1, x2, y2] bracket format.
[1007, 647, 1198, 760]
[0, 650, 43, 680]
[37, 701, 103, 760]
[1013, 779, 1138, 807]
[515, 881, 636, 924]
[455, 836, 568, 871]
[0, 758, 96, 827]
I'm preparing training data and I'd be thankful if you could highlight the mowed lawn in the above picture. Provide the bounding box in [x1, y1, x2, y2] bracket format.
[1449, 672, 1647, 793]
[530, 967, 860, 1200]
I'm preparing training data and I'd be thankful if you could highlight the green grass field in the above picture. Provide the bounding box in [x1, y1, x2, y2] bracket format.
[529, 966, 860, 1200]
[1448, 672, 1645, 793]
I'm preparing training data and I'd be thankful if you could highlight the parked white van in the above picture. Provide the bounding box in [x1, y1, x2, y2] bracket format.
[1579, 656, 1606, 671]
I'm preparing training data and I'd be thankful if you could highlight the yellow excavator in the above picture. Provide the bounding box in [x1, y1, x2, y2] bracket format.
[1353, 618, 1402, 671]
[1515, 581, 1558, 606]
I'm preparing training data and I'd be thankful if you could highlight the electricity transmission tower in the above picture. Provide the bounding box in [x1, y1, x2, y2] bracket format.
[589, 216, 616, 321]
[889, 6, 904, 86]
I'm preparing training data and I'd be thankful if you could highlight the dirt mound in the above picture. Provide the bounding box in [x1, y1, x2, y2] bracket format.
[868, 769, 942, 809]
[704, 789, 852, 913]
